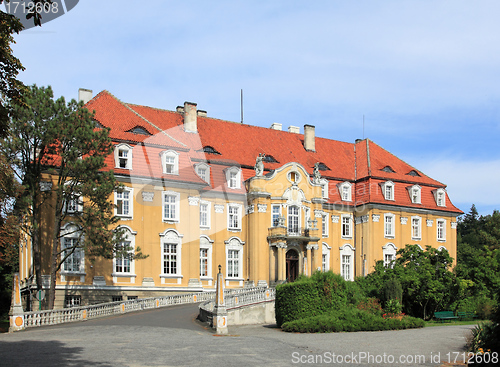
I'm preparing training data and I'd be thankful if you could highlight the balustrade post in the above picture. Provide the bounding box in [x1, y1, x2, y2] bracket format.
[213, 265, 228, 335]
[9, 273, 25, 332]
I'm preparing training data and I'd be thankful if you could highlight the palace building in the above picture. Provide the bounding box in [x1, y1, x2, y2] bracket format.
[19, 89, 463, 309]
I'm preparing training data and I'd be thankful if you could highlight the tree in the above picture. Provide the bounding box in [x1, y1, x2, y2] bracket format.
[4, 85, 146, 309]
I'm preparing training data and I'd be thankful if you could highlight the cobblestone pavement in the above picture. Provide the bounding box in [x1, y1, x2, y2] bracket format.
[0, 304, 475, 367]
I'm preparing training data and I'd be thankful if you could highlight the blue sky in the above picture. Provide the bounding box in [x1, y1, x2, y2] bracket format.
[7, 0, 500, 216]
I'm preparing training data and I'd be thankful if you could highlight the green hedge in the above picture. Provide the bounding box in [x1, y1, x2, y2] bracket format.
[281, 308, 425, 333]
[275, 280, 325, 327]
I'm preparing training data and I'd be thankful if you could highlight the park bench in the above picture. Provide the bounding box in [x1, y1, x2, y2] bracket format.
[434, 311, 458, 322]
[457, 311, 477, 321]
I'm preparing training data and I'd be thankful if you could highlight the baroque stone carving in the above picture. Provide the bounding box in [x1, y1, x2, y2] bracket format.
[372, 214, 380, 222]
[188, 197, 200, 206]
[257, 204, 267, 213]
[400, 217, 408, 225]
[214, 204, 224, 213]
[255, 153, 265, 176]
[142, 191, 154, 202]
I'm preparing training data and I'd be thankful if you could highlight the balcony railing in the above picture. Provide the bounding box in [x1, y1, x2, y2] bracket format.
[267, 226, 320, 241]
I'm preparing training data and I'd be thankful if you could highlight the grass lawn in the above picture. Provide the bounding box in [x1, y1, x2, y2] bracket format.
[425, 319, 487, 327]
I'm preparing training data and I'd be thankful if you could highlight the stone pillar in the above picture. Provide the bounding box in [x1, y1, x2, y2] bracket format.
[213, 265, 228, 335]
[9, 273, 25, 332]
[269, 245, 276, 284]
[306, 246, 312, 276]
[277, 242, 286, 282]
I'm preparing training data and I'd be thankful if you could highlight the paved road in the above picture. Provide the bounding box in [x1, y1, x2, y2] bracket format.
[0, 304, 474, 367]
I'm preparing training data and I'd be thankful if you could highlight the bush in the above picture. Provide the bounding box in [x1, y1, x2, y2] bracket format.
[356, 297, 383, 316]
[382, 278, 403, 306]
[281, 307, 424, 333]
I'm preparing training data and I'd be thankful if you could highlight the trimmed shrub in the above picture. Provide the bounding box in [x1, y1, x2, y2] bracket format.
[281, 308, 425, 333]
[382, 278, 403, 306]
[275, 280, 325, 327]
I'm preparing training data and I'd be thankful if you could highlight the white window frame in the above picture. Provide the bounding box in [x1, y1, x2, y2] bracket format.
[114, 187, 134, 219]
[320, 178, 329, 199]
[159, 229, 183, 281]
[226, 166, 241, 189]
[341, 214, 352, 239]
[437, 218, 446, 241]
[340, 244, 355, 281]
[60, 223, 85, 275]
[434, 188, 446, 207]
[227, 203, 242, 231]
[381, 181, 395, 201]
[199, 201, 211, 229]
[200, 235, 213, 280]
[338, 182, 352, 202]
[384, 213, 396, 239]
[64, 192, 82, 214]
[411, 216, 422, 240]
[287, 205, 301, 235]
[383, 243, 397, 268]
[271, 204, 281, 227]
[195, 163, 211, 184]
[322, 243, 331, 272]
[112, 226, 137, 279]
[225, 237, 244, 280]
[322, 213, 329, 237]
[409, 185, 421, 204]
[161, 150, 179, 175]
[114, 143, 133, 170]
[162, 191, 180, 223]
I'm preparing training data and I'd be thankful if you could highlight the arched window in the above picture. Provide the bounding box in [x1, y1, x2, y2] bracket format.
[159, 229, 183, 283]
[339, 244, 355, 281]
[113, 226, 137, 281]
[322, 243, 331, 272]
[383, 243, 397, 268]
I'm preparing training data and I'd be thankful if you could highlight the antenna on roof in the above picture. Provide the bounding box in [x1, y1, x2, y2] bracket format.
[240, 89, 244, 124]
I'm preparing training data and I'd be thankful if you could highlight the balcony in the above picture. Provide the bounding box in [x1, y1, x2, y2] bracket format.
[267, 226, 320, 243]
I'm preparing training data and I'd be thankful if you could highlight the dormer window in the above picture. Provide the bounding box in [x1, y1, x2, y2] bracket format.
[382, 166, 396, 173]
[195, 163, 210, 184]
[263, 155, 279, 163]
[317, 162, 330, 171]
[338, 182, 352, 202]
[320, 179, 329, 199]
[226, 167, 241, 189]
[114, 143, 133, 170]
[434, 188, 446, 207]
[408, 185, 421, 204]
[407, 170, 421, 177]
[203, 146, 221, 155]
[128, 126, 152, 136]
[381, 181, 395, 201]
[161, 150, 179, 175]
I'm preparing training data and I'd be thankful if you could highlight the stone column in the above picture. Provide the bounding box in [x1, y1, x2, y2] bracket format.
[306, 246, 312, 276]
[9, 273, 25, 332]
[213, 265, 228, 335]
[277, 242, 286, 282]
[269, 245, 276, 285]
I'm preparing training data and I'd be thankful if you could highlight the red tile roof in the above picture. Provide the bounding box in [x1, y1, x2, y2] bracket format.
[85, 91, 462, 214]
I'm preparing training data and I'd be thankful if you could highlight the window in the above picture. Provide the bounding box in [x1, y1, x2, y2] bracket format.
[225, 237, 244, 279]
[411, 216, 421, 240]
[381, 181, 395, 201]
[288, 205, 300, 235]
[271, 204, 281, 227]
[341, 215, 352, 238]
[112, 296, 123, 302]
[163, 243, 178, 274]
[226, 167, 241, 189]
[322, 214, 329, 237]
[200, 201, 210, 228]
[338, 182, 352, 202]
[384, 213, 395, 238]
[437, 219, 446, 241]
[115, 241, 131, 273]
[65, 295, 81, 308]
[162, 191, 180, 222]
[227, 204, 242, 230]
[64, 193, 81, 214]
[409, 185, 421, 204]
[200, 248, 209, 277]
[322, 243, 331, 272]
[62, 237, 84, 273]
[199, 236, 213, 279]
[203, 146, 220, 155]
[159, 230, 183, 280]
[195, 163, 211, 184]
[115, 188, 133, 218]
[320, 179, 329, 199]
[340, 244, 355, 281]
[161, 150, 179, 175]
[383, 243, 397, 268]
[114, 143, 133, 170]
[434, 189, 446, 207]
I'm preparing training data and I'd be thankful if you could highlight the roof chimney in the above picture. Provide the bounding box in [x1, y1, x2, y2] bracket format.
[270, 123, 282, 131]
[288, 126, 300, 134]
[78, 88, 93, 104]
[183, 101, 197, 133]
[304, 124, 315, 152]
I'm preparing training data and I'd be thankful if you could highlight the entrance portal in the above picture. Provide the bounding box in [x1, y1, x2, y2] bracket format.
[286, 249, 299, 282]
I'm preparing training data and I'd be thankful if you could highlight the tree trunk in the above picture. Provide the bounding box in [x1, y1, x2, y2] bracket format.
[48, 211, 62, 310]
